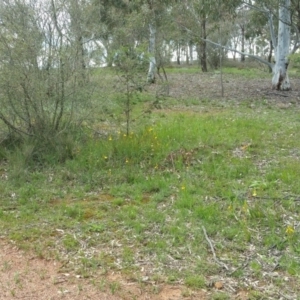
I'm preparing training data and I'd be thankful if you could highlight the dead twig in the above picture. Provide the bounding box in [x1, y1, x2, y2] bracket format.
[278, 291, 296, 300]
[229, 260, 249, 276]
[202, 226, 229, 271]
[265, 92, 289, 97]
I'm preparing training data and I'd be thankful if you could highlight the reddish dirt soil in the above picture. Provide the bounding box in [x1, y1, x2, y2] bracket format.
[0, 239, 209, 300]
[0, 239, 121, 300]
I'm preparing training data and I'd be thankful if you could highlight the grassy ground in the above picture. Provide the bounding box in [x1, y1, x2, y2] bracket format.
[1, 64, 300, 298]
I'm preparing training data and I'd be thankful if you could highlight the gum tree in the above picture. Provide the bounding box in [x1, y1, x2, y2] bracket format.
[271, 0, 291, 90]
[143, 0, 174, 83]
[178, 0, 241, 72]
[242, 0, 293, 90]
[194, 0, 293, 90]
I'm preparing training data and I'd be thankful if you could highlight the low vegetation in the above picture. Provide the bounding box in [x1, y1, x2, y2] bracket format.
[1, 64, 300, 298]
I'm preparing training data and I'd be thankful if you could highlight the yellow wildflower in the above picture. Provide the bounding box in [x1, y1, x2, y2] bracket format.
[286, 225, 295, 235]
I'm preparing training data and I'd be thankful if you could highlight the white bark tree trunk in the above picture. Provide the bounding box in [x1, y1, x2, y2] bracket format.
[182, 0, 293, 90]
[147, 22, 156, 83]
[272, 0, 291, 90]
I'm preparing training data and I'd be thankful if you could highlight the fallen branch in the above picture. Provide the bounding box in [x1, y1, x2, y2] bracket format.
[202, 226, 229, 271]
[265, 92, 289, 97]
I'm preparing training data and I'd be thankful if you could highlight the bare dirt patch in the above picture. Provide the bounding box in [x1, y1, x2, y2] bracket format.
[0, 239, 209, 299]
[158, 72, 300, 105]
[0, 238, 121, 300]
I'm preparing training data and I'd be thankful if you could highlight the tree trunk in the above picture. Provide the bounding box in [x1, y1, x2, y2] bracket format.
[200, 19, 207, 72]
[240, 25, 245, 62]
[189, 41, 193, 64]
[272, 0, 291, 90]
[231, 37, 238, 61]
[176, 43, 181, 65]
[71, 0, 86, 82]
[147, 22, 156, 83]
[78, 35, 86, 70]
[186, 44, 189, 64]
[268, 40, 273, 73]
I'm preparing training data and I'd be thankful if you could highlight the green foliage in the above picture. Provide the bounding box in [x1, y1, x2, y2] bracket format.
[0, 1, 92, 166]
[289, 53, 300, 65]
[184, 275, 206, 289]
[63, 234, 80, 252]
[212, 292, 231, 300]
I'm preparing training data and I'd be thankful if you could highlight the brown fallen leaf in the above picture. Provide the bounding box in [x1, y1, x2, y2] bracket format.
[214, 281, 223, 290]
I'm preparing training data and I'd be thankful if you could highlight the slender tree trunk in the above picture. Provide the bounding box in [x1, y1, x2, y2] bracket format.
[189, 41, 193, 64]
[200, 19, 207, 72]
[186, 44, 189, 64]
[268, 40, 273, 73]
[71, 0, 86, 81]
[147, 22, 156, 83]
[78, 35, 86, 70]
[176, 43, 181, 65]
[249, 40, 253, 54]
[104, 39, 115, 68]
[232, 36, 238, 61]
[272, 0, 291, 90]
[240, 25, 245, 62]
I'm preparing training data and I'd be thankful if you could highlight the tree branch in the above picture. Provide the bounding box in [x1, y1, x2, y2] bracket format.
[243, 0, 299, 54]
[177, 22, 274, 69]
[202, 226, 229, 271]
[202, 38, 274, 69]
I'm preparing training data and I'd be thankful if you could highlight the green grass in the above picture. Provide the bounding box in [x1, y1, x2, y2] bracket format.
[0, 68, 300, 298]
[221, 66, 270, 78]
[165, 66, 201, 74]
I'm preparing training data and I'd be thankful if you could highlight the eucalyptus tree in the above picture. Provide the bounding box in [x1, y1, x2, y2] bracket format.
[231, 3, 274, 63]
[177, 0, 213, 72]
[138, 0, 175, 83]
[109, 0, 175, 83]
[181, 0, 294, 90]
[177, 0, 240, 72]
[145, 0, 158, 83]
[235, 4, 252, 62]
[85, 0, 132, 67]
[67, 0, 90, 79]
[271, 0, 291, 89]
[245, 0, 293, 90]
[292, 0, 300, 36]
